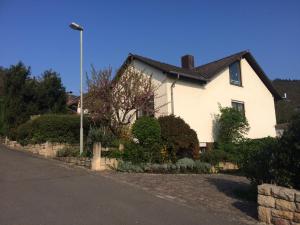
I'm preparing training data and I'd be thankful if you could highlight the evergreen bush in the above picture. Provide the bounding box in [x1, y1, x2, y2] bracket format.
[158, 115, 200, 161]
[132, 116, 161, 147]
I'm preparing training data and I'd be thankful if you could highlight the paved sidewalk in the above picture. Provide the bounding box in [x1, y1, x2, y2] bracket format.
[101, 172, 258, 225]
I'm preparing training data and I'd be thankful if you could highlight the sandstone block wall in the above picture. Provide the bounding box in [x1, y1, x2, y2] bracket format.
[1, 138, 71, 158]
[258, 184, 300, 225]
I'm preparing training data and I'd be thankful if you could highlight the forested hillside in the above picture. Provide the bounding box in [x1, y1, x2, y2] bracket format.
[272, 79, 300, 123]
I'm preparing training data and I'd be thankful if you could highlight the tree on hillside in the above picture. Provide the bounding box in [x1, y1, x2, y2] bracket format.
[0, 67, 6, 134]
[37, 70, 67, 113]
[272, 79, 300, 123]
[85, 65, 160, 136]
[0, 67, 6, 96]
[2, 62, 67, 136]
[3, 62, 32, 132]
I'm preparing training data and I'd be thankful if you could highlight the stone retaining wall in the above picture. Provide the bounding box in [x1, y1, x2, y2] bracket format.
[258, 184, 300, 225]
[0, 137, 118, 171]
[55, 157, 118, 170]
[1, 138, 68, 157]
[55, 157, 91, 168]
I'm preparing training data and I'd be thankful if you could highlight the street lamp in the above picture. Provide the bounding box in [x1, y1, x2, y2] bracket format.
[69, 22, 84, 155]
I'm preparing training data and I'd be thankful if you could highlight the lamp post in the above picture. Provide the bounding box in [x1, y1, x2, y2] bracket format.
[69, 22, 84, 155]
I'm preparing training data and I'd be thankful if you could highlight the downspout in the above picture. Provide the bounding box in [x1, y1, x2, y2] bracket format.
[170, 73, 180, 115]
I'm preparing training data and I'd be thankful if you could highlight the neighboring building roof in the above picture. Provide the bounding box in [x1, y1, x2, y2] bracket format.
[120, 50, 281, 100]
[67, 95, 79, 107]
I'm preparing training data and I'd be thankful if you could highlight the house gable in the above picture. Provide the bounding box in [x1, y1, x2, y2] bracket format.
[194, 51, 281, 100]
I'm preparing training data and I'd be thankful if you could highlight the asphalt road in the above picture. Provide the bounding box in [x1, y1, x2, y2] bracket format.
[0, 145, 247, 225]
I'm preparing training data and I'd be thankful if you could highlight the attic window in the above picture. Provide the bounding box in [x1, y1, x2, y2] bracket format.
[229, 61, 242, 86]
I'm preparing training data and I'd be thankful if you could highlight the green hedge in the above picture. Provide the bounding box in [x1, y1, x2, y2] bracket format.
[16, 114, 90, 145]
[132, 116, 161, 147]
[117, 158, 212, 174]
[240, 113, 300, 189]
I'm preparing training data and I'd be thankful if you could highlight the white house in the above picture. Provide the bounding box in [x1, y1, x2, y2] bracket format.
[118, 50, 281, 146]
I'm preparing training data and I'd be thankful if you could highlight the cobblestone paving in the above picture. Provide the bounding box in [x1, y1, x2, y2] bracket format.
[102, 172, 258, 225]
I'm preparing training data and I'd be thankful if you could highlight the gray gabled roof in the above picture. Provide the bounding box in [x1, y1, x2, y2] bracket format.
[127, 54, 207, 83]
[193, 51, 248, 80]
[119, 50, 281, 100]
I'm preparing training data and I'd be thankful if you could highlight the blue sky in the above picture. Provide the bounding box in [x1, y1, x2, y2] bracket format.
[1, 0, 299, 94]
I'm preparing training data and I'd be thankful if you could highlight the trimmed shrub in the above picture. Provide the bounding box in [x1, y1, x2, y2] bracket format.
[200, 149, 230, 166]
[131, 116, 162, 163]
[16, 114, 90, 145]
[132, 116, 161, 147]
[117, 161, 144, 173]
[116, 159, 212, 174]
[158, 115, 199, 161]
[194, 160, 212, 173]
[176, 157, 195, 171]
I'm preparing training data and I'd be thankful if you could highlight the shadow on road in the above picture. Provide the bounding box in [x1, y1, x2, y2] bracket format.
[205, 176, 258, 220]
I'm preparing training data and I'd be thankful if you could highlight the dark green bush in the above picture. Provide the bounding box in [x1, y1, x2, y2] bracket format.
[131, 117, 162, 163]
[16, 114, 90, 145]
[200, 149, 230, 166]
[122, 141, 147, 164]
[158, 115, 199, 161]
[272, 113, 300, 189]
[132, 116, 161, 147]
[240, 137, 278, 185]
[240, 112, 300, 189]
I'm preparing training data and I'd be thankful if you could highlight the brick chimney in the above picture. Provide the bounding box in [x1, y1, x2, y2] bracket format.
[181, 55, 195, 70]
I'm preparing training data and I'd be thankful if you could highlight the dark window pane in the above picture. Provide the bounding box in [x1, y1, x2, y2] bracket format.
[229, 62, 241, 85]
[136, 95, 155, 119]
[232, 101, 245, 116]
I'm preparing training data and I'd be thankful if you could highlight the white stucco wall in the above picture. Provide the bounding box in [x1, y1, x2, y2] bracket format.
[128, 58, 277, 143]
[170, 58, 277, 142]
[132, 60, 169, 117]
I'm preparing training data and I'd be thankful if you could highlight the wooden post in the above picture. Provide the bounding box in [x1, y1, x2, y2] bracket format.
[91, 142, 102, 171]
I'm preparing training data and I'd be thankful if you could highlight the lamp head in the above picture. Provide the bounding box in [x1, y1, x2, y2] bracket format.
[69, 22, 83, 31]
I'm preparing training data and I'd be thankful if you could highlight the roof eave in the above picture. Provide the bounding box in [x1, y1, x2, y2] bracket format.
[130, 55, 207, 83]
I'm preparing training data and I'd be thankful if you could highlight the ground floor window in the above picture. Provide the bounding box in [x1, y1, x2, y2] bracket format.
[136, 95, 155, 119]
